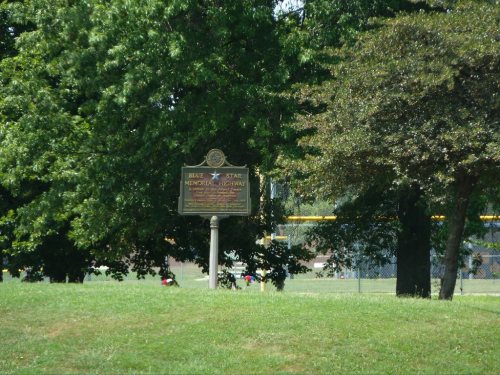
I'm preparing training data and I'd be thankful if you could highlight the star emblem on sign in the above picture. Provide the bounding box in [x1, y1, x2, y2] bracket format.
[211, 171, 220, 181]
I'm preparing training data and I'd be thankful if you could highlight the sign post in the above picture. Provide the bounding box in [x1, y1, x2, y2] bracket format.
[209, 216, 219, 289]
[179, 149, 250, 289]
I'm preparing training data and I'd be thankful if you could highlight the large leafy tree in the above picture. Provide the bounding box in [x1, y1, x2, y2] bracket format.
[286, 0, 499, 299]
[277, 0, 446, 298]
[0, 0, 40, 282]
[0, 0, 312, 284]
[270, 0, 422, 290]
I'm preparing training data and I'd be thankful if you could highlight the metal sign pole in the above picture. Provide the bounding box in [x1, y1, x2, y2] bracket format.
[209, 216, 219, 289]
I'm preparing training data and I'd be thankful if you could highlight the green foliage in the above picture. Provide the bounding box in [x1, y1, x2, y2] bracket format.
[258, 240, 313, 290]
[290, 0, 499, 200]
[0, 1, 298, 280]
[277, 0, 405, 84]
[307, 186, 400, 273]
[281, 0, 499, 298]
[217, 269, 240, 290]
[471, 240, 500, 252]
[1, 0, 497, 288]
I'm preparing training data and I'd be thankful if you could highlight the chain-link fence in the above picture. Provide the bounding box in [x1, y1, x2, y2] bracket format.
[277, 221, 500, 295]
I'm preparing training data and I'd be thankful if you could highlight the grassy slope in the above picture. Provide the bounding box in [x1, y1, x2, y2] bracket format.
[0, 282, 499, 374]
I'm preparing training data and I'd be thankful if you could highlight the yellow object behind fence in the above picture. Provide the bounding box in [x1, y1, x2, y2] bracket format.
[287, 215, 500, 222]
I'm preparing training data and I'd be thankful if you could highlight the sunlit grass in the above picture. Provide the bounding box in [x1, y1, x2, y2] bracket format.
[0, 282, 499, 374]
[4, 266, 499, 295]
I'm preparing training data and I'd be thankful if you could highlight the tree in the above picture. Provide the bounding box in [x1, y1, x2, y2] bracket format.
[0, 0, 40, 282]
[277, 0, 448, 298]
[300, 181, 433, 297]
[0, 0, 310, 284]
[284, 0, 499, 299]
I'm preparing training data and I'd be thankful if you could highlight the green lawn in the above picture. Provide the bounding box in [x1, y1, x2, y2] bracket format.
[0, 282, 499, 374]
[4, 266, 499, 295]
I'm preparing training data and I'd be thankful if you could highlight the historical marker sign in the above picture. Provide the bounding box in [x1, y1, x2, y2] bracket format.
[178, 149, 250, 289]
[178, 149, 251, 216]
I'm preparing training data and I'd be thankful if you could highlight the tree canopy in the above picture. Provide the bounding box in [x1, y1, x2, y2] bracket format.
[0, 0, 312, 284]
[1, 0, 498, 297]
[283, 0, 499, 298]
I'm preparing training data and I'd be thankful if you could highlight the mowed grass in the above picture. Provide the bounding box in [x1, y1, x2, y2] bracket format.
[0, 282, 499, 374]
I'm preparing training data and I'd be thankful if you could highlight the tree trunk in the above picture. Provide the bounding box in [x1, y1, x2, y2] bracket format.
[439, 173, 478, 300]
[396, 185, 431, 298]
